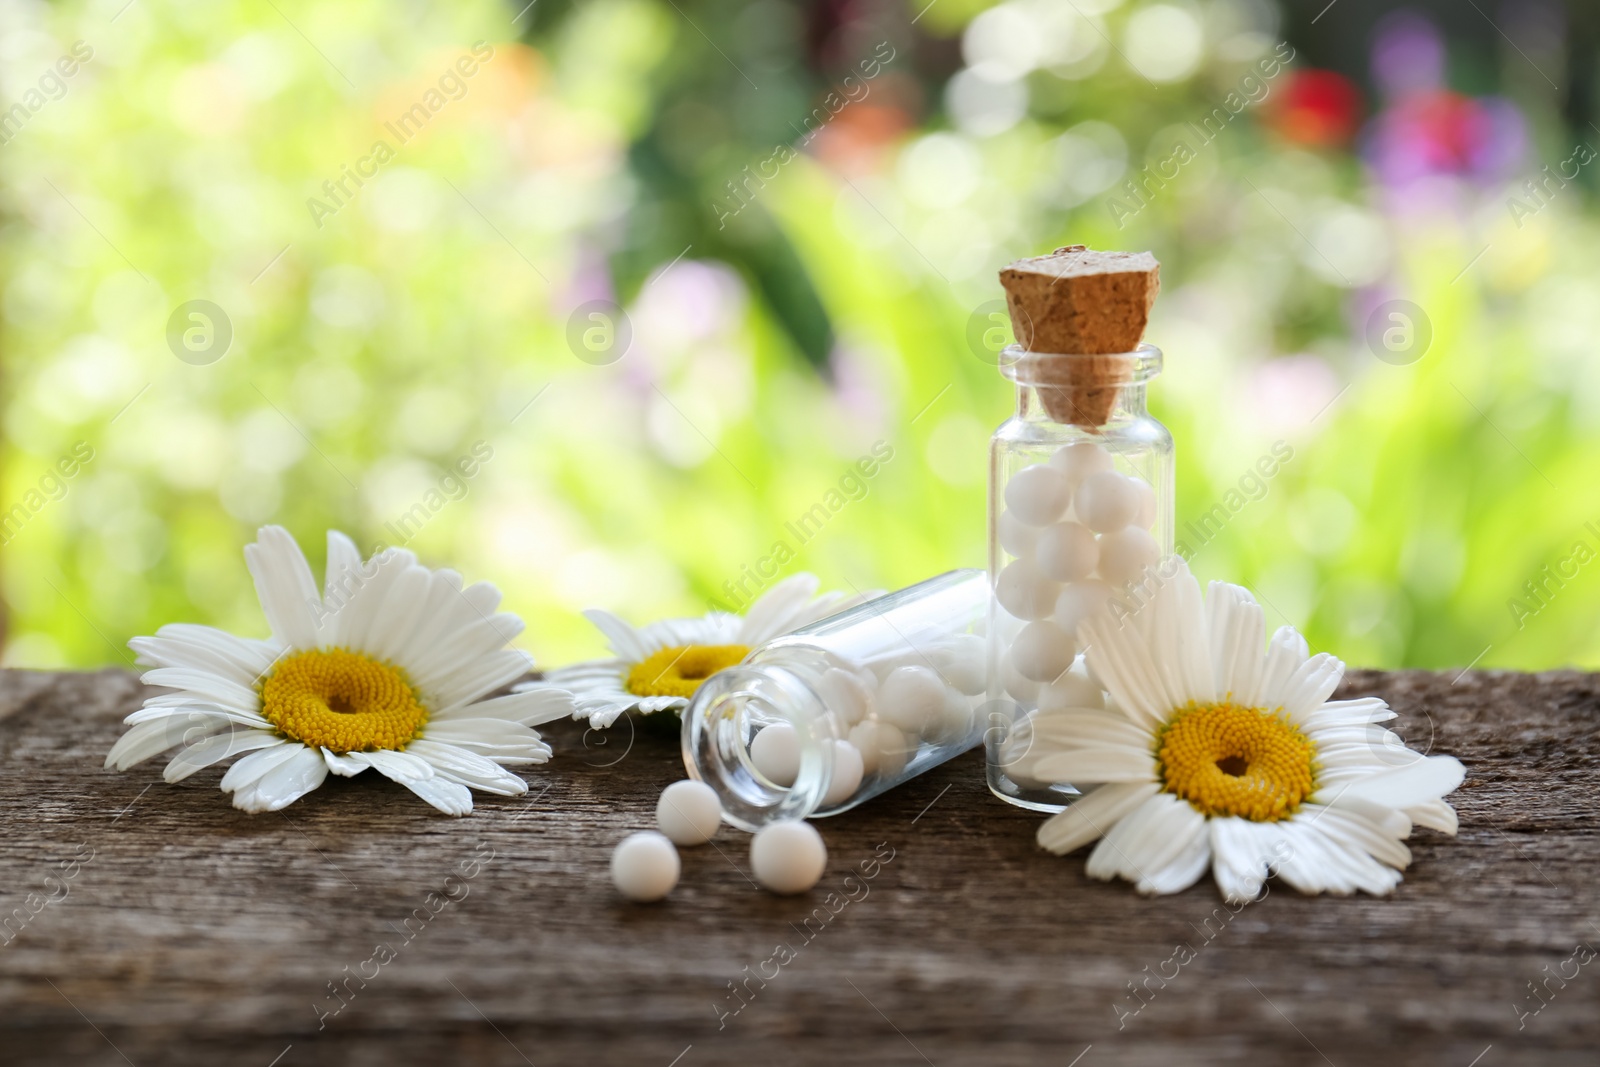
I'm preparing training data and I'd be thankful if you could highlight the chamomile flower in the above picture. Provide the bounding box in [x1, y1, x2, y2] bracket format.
[106, 526, 573, 815]
[524, 574, 865, 729]
[1030, 559, 1464, 901]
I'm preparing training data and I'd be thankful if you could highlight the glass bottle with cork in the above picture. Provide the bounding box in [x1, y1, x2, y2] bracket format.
[985, 246, 1176, 811]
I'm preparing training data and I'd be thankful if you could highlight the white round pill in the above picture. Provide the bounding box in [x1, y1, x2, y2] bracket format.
[818, 667, 872, 727]
[1034, 521, 1098, 582]
[934, 633, 988, 696]
[1011, 620, 1075, 682]
[877, 665, 946, 735]
[995, 559, 1059, 621]
[655, 780, 723, 846]
[1003, 657, 1041, 704]
[847, 721, 882, 776]
[997, 509, 1041, 559]
[751, 820, 828, 895]
[850, 719, 911, 779]
[820, 739, 865, 807]
[750, 722, 801, 787]
[1097, 525, 1161, 587]
[1003, 464, 1071, 527]
[931, 687, 976, 745]
[1133, 477, 1157, 530]
[1049, 441, 1114, 487]
[1075, 470, 1140, 533]
[611, 831, 680, 902]
[1056, 579, 1116, 638]
[1035, 666, 1106, 713]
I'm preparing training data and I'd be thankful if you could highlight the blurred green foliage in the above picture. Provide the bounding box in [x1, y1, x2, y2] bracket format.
[1, 0, 1595, 672]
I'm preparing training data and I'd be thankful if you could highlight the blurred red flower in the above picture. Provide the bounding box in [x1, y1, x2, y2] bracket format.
[1269, 69, 1363, 148]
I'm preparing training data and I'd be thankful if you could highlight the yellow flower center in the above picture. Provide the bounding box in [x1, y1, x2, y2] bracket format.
[1155, 701, 1317, 822]
[625, 644, 750, 699]
[259, 648, 428, 754]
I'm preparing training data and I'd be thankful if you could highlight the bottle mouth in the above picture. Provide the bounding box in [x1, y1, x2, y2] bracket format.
[681, 664, 838, 833]
[998, 342, 1163, 385]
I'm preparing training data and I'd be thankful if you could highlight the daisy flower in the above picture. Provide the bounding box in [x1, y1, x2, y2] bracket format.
[525, 574, 865, 729]
[1029, 559, 1464, 901]
[106, 526, 573, 815]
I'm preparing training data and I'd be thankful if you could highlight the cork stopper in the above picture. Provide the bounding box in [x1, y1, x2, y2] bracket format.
[998, 246, 1161, 427]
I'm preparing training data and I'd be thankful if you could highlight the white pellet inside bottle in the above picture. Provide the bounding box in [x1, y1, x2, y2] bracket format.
[682, 570, 989, 832]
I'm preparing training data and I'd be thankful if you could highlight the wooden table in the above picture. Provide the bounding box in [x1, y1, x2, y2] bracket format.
[0, 667, 1595, 1066]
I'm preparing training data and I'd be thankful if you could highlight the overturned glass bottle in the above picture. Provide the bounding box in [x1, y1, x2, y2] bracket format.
[682, 570, 989, 831]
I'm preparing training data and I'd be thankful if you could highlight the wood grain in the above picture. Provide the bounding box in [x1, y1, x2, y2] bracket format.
[0, 668, 1595, 1066]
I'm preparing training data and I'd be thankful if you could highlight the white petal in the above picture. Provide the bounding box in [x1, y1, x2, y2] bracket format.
[1300, 697, 1395, 729]
[163, 729, 283, 782]
[125, 703, 268, 730]
[1162, 564, 1215, 704]
[1300, 804, 1411, 870]
[243, 526, 323, 651]
[1131, 797, 1211, 895]
[151, 623, 279, 676]
[1140, 825, 1212, 895]
[1081, 611, 1170, 733]
[230, 745, 328, 813]
[403, 568, 470, 644]
[1314, 789, 1412, 838]
[1033, 746, 1159, 785]
[408, 615, 526, 693]
[1206, 582, 1265, 706]
[1257, 625, 1310, 709]
[137, 668, 261, 716]
[1403, 798, 1458, 835]
[220, 743, 303, 793]
[1278, 653, 1345, 723]
[1208, 817, 1287, 903]
[1280, 817, 1401, 896]
[361, 565, 435, 665]
[345, 749, 475, 815]
[535, 660, 628, 687]
[649, 614, 735, 648]
[437, 688, 574, 726]
[1331, 755, 1465, 810]
[106, 717, 223, 770]
[1031, 708, 1155, 751]
[1037, 781, 1159, 855]
[331, 547, 417, 652]
[430, 650, 536, 713]
[319, 531, 366, 647]
[1086, 793, 1194, 883]
[129, 631, 269, 687]
[357, 749, 434, 782]
[583, 609, 654, 661]
[586, 700, 635, 729]
[737, 574, 821, 644]
[322, 749, 367, 777]
[397, 776, 474, 816]
[407, 740, 529, 795]
[421, 718, 553, 762]
[456, 580, 503, 617]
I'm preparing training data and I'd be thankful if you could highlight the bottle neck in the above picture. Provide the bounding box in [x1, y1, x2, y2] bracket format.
[1013, 380, 1149, 425]
[681, 658, 838, 832]
[1001, 343, 1162, 429]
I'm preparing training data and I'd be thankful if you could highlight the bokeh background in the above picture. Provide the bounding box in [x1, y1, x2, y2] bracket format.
[2, 0, 1596, 672]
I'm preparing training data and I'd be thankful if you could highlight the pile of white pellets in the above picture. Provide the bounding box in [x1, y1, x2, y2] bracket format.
[994, 440, 1158, 707]
[611, 780, 830, 902]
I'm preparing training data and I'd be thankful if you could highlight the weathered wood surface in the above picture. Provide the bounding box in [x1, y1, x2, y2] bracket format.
[0, 667, 1595, 1067]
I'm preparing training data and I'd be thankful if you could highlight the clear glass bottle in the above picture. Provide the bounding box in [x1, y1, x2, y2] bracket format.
[683, 569, 988, 831]
[986, 343, 1174, 811]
